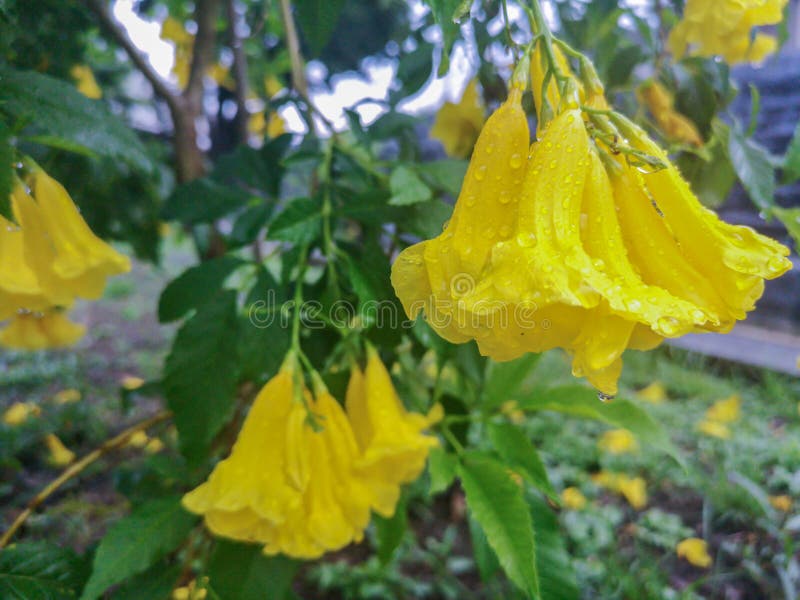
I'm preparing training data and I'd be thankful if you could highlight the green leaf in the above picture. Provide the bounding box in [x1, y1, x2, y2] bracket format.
[158, 256, 244, 323]
[517, 385, 683, 467]
[0, 120, 13, 220]
[111, 562, 181, 600]
[0, 542, 89, 600]
[392, 42, 434, 101]
[269, 197, 322, 245]
[416, 159, 468, 197]
[458, 453, 539, 598]
[163, 291, 240, 460]
[399, 199, 453, 239]
[782, 120, 800, 184]
[0, 67, 152, 172]
[527, 494, 580, 600]
[772, 206, 800, 253]
[374, 497, 407, 564]
[162, 178, 252, 225]
[468, 515, 501, 583]
[214, 135, 292, 198]
[482, 354, 541, 411]
[427, 447, 458, 495]
[429, 0, 463, 75]
[389, 165, 433, 206]
[294, 0, 345, 56]
[207, 541, 298, 600]
[678, 134, 736, 209]
[487, 422, 556, 501]
[80, 497, 196, 600]
[726, 126, 776, 211]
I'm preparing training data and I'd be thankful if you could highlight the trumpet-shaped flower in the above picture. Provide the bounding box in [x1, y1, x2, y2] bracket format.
[3, 402, 41, 426]
[561, 486, 587, 510]
[45, 433, 75, 466]
[70, 65, 102, 99]
[346, 347, 441, 516]
[0, 310, 86, 350]
[593, 471, 648, 509]
[638, 80, 703, 146]
[430, 79, 486, 158]
[669, 0, 787, 64]
[0, 210, 51, 319]
[705, 394, 741, 423]
[676, 537, 712, 568]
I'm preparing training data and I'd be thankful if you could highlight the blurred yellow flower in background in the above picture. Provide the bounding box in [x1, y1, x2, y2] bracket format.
[637, 381, 667, 404]
[126, 430, 150, 449]
[430, 79, 485, 158]
[698, 419, 731, 439]
[669, 0, 787, 64]
[3, 402, 41, 426]
[769, 495, 792, 512]
[706, 394, 741, 423]
[676, 537, 712, 568]
[53, 389, 81, 405]
[638, 80, 703, 146]
[45, 434, 75, 466]
[172, 578, 208, 600]
[500, 400, 526, 424]
[561, 487, 587, 510]
[121, 376, 145, 391]
[145, 437, 165, 454]
[593, 471, 648, 509]
[598, 429, 639, 454]
[70, 65, 102, 99]
[0, 311, 86, 350]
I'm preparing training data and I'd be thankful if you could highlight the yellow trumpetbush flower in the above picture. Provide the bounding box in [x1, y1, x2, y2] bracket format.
[769, 495, 792, 512]
[530, 39, 584, 135]
[706, 394, 741, 423]
[592, 471, 648, 509]
[267, 112, 286, 138]
[0, 211, 51, 320]
[598, 429, 638, 454]
[346, 346, 441, 516]
[45, 433, 75, 466]
[637, 381, 667, 404]
[126, 430, 149, 449]
[430, 79, 486, 158]
[172, 579, 207, 600]
[676, 537, 712, 568]
[0, 310, 85, 350]
[70, 65, 102, 99]
[669, 0, 787, 64]
[698, 419, 731, 439]
[3, 402, 41, 426]
[638, 80, 703, 147]
[561, 486, 587, 510]
[53, 389, 81, 404]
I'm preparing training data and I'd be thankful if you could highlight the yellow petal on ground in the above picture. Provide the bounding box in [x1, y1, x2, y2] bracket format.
[698, 419, 731, 439]
[561, 486, 587, 510]
[598, 429, 639, 454]
[637, 381, 667, 404]
[45, 434, 76, 466]
[145, 437, 165, 454]
[705, 394, 741, 423]
[121, 376, 145, 391]
[126, 430, 150, 449]
[768, 494, 792, 512]
[53, 389, 81, 404]
[676, 537, 712, 568]
[3, 402, 41, 426]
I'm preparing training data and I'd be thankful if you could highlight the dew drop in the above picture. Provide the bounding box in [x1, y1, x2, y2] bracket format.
[466, 195, 477, 207]
[549, 160, 558, 170]
[499, 191, 512, 204]
[627, 299, 642, 311]
[509, 153, 523, 169]
[499, 225, 512, 238]
[441, 219, 450, 231]
[597, 391, 615, 403]
[516, 231, 537, 247]
[474, 165, 487, 181]
[483, 227, 496, 239]
[486, 143, 495, 154]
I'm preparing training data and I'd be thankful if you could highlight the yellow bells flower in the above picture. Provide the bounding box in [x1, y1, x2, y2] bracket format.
[15, 169, 131, 303]
[530, 40, 584, 136]
[0, 310, 86, 350]
[768, 495, 792, 512]
[430, 79, 486, 158]
[637, 80, 703, 147]
[669, 0, 787, 64]
[0, 210, 51, 319]
[267, 112, 287, 138]
[676, 537, 712, 568]
[598, 429, 638, 454]
[182, 362, 310, 545]
[3, 402, 41, 426]
[346, 347, 442, 516]
[45, 433, 75, 466]
[70, 65, 102, 99]
[561, 486, 587, 510]
[53, 388, 81, 404]
[265, 75, 284, 98]
[637, 381, 667, 404]
[706, 394, 741, 423]
[698, 419, 731, 439]
[593, 471, 648, 509]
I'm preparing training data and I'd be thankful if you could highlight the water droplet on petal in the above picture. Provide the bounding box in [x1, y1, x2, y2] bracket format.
[516, 232, 537, 247]
[499, 191, 512, 204]
[466, 195, 476, 207]
[509, 153, 523, 169]
[499, 225, 512, 238]
[474, 165, 487, 181]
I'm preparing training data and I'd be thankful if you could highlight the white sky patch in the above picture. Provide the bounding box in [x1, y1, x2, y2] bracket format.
[112, 0, 174, 79]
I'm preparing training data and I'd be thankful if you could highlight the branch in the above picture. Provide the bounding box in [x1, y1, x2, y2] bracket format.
[86, 0, 181, 116]
[226, 0, 250, 144]
[0, 410, 173, 548]
[185, 0, 223, 110]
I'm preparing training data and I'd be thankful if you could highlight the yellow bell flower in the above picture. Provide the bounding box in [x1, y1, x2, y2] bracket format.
[264, 75, 284, 98]
[705, 394, 741, 423]
[637, 381, 667, 404]
[430, 79, 486, 158]
[669, 0, 787, 64]
[638, 80, 703, 147]
[45, 433, 76, 466]
[70, 65, 102, 99]
[0, 310, 85, 350]
[592, 471, 648, 509]
[676, 537, 712, 568]
[14, 169, 130, 303]
[768, 495, 792, 512]
[697, 419, 731, 439]
[598, 429, 638, 454]
[0, 211, 51, 319]
[530, 40, 584, 136]
[267, 112, 286, 138]
[54, 389, 81, 404]
[561, 486, 587, 510]
[3, 402, 41, 426]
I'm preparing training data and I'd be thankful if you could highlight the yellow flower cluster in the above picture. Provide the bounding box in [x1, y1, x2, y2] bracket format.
[183, 349, 440, 559]
[0, 167, 131, 350]
[698, 394, 741, 439]
[637, 80, 703, 147]
[431, 79, 486, 158]
[593, 471, 648, 509]
[391, 44, 791, 396]
[669, 0, 787, 64]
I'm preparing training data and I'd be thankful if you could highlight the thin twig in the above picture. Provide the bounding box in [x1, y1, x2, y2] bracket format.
[0, 410, 173, 548]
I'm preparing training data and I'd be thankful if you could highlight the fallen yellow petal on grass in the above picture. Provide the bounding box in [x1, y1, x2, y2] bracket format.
[126, 430, 149, 449]
[172, 579, 207, 600]
[698, 419, 731, 439]
[561, 487, 587, 510]
[53, 389, 81, 404]
[120, 376, 145, 391]
[593, 471, 648, 509]
[598, 429, 638, 454]
[45, 434, 75, 466]
[500, 400, 525, 425]
[676, 537, 712, 568]
[145, 438, 165, 454]
[769, 495, 792, 512]
[705, 394, 741, 423]
[3, 402, 41, 426]
[637, 381, 667, 404]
